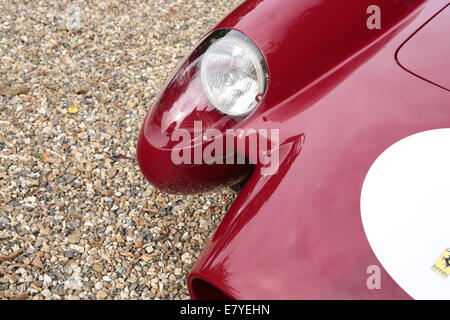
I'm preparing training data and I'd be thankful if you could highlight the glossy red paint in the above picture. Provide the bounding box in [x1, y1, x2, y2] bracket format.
[136, 0, 450, 299]
[397, 5, 450, 91]
[137, 133, 252, 194]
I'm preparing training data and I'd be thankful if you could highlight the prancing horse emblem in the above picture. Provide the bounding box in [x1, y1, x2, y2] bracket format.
[444, 256, 450, 268]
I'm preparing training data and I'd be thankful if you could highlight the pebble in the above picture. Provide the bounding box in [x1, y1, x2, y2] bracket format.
[92, 262, 104, 273]
[94, 282, 103, 291]
[96, 290, 108, 300]
[106, 168, 118, 179]
[43, 275, 53, 287]
[0, 217, 10, 228]
[41, 289, 52, 298]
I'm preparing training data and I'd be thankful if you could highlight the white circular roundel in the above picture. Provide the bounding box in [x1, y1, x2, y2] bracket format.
[361, 129, 450, 300]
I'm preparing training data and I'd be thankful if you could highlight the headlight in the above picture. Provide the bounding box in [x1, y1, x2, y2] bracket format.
[200, 31, 268, 117]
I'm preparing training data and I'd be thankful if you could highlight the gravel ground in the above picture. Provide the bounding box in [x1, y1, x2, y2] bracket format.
[0, 0, 242, 300]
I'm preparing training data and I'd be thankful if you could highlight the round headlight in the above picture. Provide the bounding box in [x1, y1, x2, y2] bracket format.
[200, 31, 267, 117]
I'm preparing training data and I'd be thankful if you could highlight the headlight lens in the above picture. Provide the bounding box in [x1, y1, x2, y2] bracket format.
[200, 31, 267, 117]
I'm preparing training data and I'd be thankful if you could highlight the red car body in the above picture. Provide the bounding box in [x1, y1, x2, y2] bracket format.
[137, 0, 450, 299]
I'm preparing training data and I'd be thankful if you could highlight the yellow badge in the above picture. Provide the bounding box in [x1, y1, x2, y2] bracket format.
[432, 248, 450, 278]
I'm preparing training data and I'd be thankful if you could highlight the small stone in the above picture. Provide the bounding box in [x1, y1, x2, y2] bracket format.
[65, 277, 82, 290]
[69, 244, 84, 254]
[94, 282, 103, 290]
[41, 289, 52, 298]
[134, 238, 144, 248]
[0, 84, 29, 96]
[92, 262, 104, 273]
[139, 254, 153, 262]
[181, 252, 192, 264]
[64, 250, 80, 259]
[67, 221, 81, 230]
[55, 286, 65, 296]
[68, 233, 80, 244]
[68, 105, 79, 114]
[145, 246, 154, 254]
[96, 290, 108, 300]
[0, 217, 10, 228]
[10, 294, 29, 300]
[43, 274, 52, 287]
[115, 234, 124, 243]
[32, 256, 44, 269]
[83, 281, 95, 290]
[106, 168, 118, 179]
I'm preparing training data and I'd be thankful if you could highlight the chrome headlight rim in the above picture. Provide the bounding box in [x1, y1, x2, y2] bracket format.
[200, 30, 268, 118]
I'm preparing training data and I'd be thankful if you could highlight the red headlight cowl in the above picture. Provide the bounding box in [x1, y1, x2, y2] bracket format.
[137, 30, 267, 194]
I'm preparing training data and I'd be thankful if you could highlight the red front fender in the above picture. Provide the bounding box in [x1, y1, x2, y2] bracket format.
[186, 0, 450, 299]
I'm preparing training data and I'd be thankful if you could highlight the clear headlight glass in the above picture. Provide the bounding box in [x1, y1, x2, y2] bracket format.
[200, 31, 268, 117]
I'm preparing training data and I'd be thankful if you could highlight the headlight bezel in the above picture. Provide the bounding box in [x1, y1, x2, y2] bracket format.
[200, 30, 268, 118]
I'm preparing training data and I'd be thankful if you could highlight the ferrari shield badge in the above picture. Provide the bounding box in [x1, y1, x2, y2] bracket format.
[432, 248, 450, 278]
